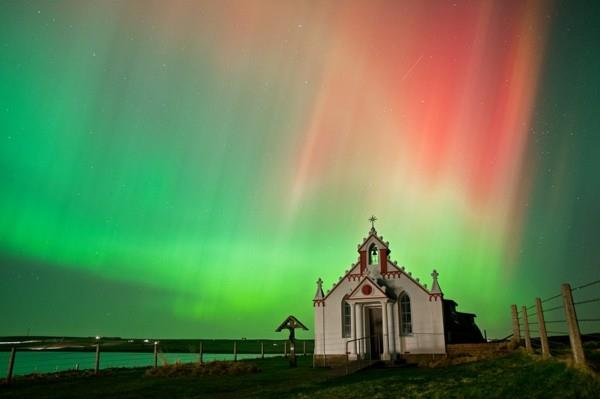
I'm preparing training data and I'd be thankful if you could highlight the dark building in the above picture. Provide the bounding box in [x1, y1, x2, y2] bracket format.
[443, 299, 485, 344]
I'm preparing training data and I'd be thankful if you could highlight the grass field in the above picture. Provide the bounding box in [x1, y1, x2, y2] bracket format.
[1, 352, 599, 399]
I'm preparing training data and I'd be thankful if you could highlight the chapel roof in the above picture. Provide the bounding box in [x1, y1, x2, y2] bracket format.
[315, 218, 444, 302]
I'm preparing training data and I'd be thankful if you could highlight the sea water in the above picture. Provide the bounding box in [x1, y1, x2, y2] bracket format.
[0, 351, 273, 378]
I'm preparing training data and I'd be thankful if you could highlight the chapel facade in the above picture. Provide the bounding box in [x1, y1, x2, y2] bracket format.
[313, 219, 478, 364]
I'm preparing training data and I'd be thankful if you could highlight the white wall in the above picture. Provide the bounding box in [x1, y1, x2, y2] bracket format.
[389, 276, 445, 354]
[314, 263, 446, 356]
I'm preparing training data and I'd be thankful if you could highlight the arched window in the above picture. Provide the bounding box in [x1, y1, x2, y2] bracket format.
[368, 243, 379, 265]
[342, 300, 352, 338]
[399, 293, 412, 335]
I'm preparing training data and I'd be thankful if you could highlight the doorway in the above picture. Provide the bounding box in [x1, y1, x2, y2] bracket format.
[366, 307, 383, 360]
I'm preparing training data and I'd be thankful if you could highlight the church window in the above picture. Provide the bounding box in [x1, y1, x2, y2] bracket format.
[399, 293, 412, 335]
[342, 301, 352, 338]
[368, 243, 379, 265]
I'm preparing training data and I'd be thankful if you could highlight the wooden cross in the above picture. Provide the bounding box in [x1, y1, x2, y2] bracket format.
[275, 315, 309, 367]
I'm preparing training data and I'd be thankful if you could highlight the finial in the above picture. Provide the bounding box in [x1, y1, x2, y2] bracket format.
[430, 269, 442, 294]
[314, 278, 325, 300]
[369, 215, 377, 232]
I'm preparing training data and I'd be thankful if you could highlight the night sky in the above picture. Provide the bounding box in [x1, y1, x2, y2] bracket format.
[1, 0, 598, 339]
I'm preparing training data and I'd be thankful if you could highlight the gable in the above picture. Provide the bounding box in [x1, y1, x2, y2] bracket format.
[357, 234, 389, 252]
[346, 276, 389, 301]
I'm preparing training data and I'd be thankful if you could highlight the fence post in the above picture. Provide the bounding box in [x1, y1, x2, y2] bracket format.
[561, 283, 586, 367]
[522, 306, 533, 353]
[511, 304, 521, 345]
[5, 347, 16, 384]
[536, 297, 551, 358]
[94, 343, 101, 374]
[260, 341, 264, 359]
[233, 341, 237, 362]
[198, 341, 203, 364]
[303, 341, 306, 356]
[284, 341, 287, 357]
[153, 341, 158, 368]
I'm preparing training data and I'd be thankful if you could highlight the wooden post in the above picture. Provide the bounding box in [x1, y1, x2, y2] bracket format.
[153, 342, 158, 368]
[94, 343, 101, 374]
[289, 340, 296, 367]
[303, 341, 306, 356]
[260, 341, 264, 359]
[5, 347, 16, 384]
[275, 315, 309, 366]
[522, 306, 533, 353]
[511, 304, 521, 345]
[561, 283, 586, 366]
[198, 341, 203, 364]
[288, 329, 297, 368]
[536, 297, 551, 358]
[233, 341, 237, 362]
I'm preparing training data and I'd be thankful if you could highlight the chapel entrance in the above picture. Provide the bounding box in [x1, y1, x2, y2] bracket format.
[366, 307, 383, 360]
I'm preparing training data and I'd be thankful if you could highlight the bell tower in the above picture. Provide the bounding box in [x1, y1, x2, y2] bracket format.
[357, 215, 390, 274]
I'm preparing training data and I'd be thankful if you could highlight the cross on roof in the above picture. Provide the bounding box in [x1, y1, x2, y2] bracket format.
[369, 215, 377, 229]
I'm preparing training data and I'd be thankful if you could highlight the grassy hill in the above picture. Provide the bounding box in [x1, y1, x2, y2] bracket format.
[1, 352, 599, 399]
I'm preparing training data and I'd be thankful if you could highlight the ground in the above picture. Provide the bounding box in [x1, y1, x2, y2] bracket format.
[1, 353, 599, 399]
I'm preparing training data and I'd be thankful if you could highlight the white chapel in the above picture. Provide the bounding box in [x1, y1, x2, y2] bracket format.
[313, 217, 477, 364]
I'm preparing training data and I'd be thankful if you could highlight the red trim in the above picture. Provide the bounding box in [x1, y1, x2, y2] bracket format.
[381, 271, 402, 279]
[429, 294, 443, 302]
[359, 251, 367, 273]
[379, 248, 388, 274]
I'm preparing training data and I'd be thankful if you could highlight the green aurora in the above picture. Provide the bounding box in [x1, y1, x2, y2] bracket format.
[0, 0, 598, 339]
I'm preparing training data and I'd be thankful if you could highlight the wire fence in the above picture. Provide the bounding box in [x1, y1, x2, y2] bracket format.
[1, 338, 315, 381]
[510, 280, 600, 368]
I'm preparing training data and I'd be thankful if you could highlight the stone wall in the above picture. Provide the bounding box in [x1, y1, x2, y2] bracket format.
[313, 354, 348, 367]
[446, 342, 510, 356]
[313, 342, 513, 368]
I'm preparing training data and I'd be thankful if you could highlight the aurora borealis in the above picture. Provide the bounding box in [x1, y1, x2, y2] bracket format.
[0, 0, 598, 339]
